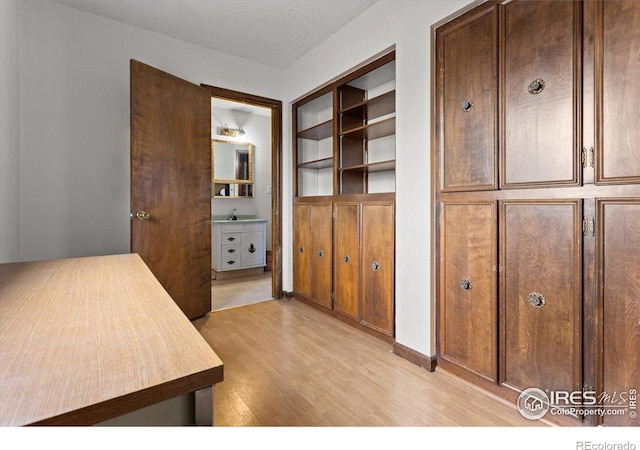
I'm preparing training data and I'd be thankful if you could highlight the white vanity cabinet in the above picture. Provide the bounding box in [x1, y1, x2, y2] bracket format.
[212, 220, 267, 272]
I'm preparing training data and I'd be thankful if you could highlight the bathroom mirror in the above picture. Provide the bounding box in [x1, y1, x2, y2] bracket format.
[212, 139, 254, 198]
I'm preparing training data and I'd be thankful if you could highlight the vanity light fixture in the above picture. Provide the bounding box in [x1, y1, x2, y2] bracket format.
[221, 124, 246, 137]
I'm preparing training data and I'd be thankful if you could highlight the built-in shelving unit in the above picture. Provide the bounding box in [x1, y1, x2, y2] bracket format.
[293, 51, 396, 197]
[292, 50, 397, 341]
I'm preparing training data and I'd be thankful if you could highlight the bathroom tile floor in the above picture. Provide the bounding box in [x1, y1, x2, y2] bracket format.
[211, 272, 273, 311]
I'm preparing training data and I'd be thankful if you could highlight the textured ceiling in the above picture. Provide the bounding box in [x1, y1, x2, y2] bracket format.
[49, 0, 377, 69]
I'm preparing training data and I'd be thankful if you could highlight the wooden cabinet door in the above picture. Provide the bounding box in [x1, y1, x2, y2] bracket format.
[310, 203, 333, 309]
[440, 202, 497, 382]
[595, 1, 640, 184]
[500, 200, 582, 394]
[361, 202, 394, 336]
[293, 203, 311, 297]
[598, 199, 640, 427]
[334, 202, 361, 320]
[501, 1, 581, 188]
[439, 3, 498, 192]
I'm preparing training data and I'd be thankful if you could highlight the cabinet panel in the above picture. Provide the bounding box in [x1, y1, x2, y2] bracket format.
[293, 204, 311, 297]
[440, 202, 497, 381]
[596, 1, 640, 184]
[334, 203, 361, 320]
[500, 200, 582, 393]
[501, 1, 580, 187]
[361, 202, 394, 335]
[241, 231, 264, 266]
[310, 203, 333, 309]
[598, 200, 640, 427]
[440, 5, 497, 191]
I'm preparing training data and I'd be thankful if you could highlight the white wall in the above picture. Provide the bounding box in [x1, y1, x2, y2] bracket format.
[283, 0, 471, 357]
[211, 107, 273, 250]
[16, 0, 283, 262]
[0, 0, 21, 263]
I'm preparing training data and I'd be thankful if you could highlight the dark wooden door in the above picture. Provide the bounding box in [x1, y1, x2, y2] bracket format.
[500, 200, 582, 394]
[361, 202, 394, 336]
[595, 1, 640, 185]
[439, 3, 498, 192]
[310, 203, 333, 309]
[598, 199, 640, 427]
[440, 202, 497, 382]
[501, 1, 581, 188]
[293, 203, 311, 298]
[334, 202, 360, 320]
[130, 60, 211, 320]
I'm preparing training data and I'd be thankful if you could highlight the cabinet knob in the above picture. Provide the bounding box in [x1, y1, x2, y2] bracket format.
[461, 99, 473, 112]
[460, 278, 472, 291]
[227, 260, 236, 265]
[249, 243, 256, 254]
[528, 78, 546, 95]
[227, 236, 236, 242]
[372, 261, 380, 271]
[227, 248, 236, 254]
[528, 292, 546, 308]
[318, 250, 324, 258]
[343, 254, 350, 263]
[298, 246, 304, 253]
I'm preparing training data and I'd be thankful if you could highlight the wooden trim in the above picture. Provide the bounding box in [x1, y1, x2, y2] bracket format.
[294, 193, 395, 205]
[437, 184, 640, 203]
[293, 295, 395, 344]
[290, 47, 395, 106]
[430, 0, 493, 31]
[202, 85, 283, 299]
[393, 342, 437, 372]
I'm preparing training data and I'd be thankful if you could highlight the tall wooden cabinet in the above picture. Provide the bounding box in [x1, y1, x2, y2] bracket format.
[435, 0, 639, 426]
[293, 51, 396, 339]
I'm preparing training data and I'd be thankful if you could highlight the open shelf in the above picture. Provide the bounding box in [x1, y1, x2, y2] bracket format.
[339, 160, 396, 174]
[341, 117, 395, 141]
[297, 157, 334, 170]
[340, 90, 396, 121]
[297, 120, 333, 141]
[293, 50, 396, 198]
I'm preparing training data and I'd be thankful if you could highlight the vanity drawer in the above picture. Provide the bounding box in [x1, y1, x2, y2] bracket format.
[221, 224, 241, 233]
[222, 245, 240, 256]
[222, 256, 240, 268]
[242, 223, 265, 232]
[221, 233, 242, 244]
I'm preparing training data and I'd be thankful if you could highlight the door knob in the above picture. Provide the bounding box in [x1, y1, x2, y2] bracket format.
[136, 211, 150, 221]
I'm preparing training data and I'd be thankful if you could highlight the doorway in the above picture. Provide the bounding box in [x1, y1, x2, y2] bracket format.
[203, 85, 283, 309]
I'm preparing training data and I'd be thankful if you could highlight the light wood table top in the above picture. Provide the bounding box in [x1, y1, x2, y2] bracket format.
[0, 253, 223, 426]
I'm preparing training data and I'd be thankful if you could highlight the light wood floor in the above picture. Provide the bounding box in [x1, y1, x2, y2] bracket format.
[211, 272, 272, 311]
[193, 299, 547, 427]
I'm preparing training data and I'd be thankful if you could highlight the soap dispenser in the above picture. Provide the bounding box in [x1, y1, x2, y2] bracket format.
[231, 209, 238, 221]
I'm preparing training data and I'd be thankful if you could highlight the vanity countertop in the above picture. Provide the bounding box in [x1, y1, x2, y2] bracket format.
[211, 218, 268, 224]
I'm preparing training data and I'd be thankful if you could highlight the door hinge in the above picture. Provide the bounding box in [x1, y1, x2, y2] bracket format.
[331, 292, 335, 301]
[582, 217, 595, 237]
